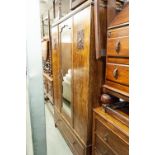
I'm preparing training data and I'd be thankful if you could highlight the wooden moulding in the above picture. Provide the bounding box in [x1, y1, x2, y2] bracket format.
[71, 0, 88, 10]
[103, 85, 129, 101]
[94, 0, 107, 59]
[102, 103, 129, 127]
[100, 93, 129, 127]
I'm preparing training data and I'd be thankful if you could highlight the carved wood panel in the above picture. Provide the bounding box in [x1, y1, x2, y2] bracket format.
[77, 29, 84, 49]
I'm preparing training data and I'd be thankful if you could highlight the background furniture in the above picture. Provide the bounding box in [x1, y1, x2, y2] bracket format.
[42, 10, 54, 105]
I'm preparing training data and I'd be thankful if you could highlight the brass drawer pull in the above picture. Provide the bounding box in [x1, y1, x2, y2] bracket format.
[115, 40, 120, 53]
[113, 67, 118, 79]
[103, 133, 109, 142]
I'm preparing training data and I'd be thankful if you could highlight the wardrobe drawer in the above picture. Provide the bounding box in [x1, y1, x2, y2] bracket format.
[64, 124, 84, 155]
[72, 134, 85, 155]
[108, 27, 128, 39]
[62, 123, 85, 155]
[56, 115, 85, 155]
[106, 63, 129, 86]
[95, 119, 129, 155]
[107, 36, 129, 57]
[95, 134, 116, 155]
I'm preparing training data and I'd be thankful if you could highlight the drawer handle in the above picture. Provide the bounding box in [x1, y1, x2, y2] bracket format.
[115, 40, 120, 53]
[113, 67, 118, 79]
[103, 133, 109, 142]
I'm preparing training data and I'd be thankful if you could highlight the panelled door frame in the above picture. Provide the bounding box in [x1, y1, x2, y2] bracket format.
[59, 17, 74, 127]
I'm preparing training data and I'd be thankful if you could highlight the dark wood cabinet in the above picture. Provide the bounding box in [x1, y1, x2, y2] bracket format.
[52, 1, 107, 154]
[50, 1, 129, 155]
[92, 107, 129, 155]
[104, 2, 129, 100]
[93, 2, 129, 155]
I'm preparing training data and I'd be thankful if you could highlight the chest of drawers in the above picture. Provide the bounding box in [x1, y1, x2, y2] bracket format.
[92, 107, 129, 155]
[104, 2, 129, 100]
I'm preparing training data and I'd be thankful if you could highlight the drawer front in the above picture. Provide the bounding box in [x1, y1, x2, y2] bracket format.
[55, 113, 85, 155]
[61, 121, 85, 155]
[106, 63, 129, 86]
[95, 134, 116, 155]
[108, 27, 128, 39]
[95, 119, 129, 155]
[104, 81, 129, 95]
[107, 57, 129, 65]
[107, 36, 129, 57]
[72, 135, 85, 155]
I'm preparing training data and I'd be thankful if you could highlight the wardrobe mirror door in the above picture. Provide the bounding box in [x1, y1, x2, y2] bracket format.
[59, 18, 73, 124]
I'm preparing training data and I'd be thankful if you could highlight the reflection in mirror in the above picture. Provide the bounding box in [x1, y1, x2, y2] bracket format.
[60, 24, 72, 118]
[61, 0, 71, 17]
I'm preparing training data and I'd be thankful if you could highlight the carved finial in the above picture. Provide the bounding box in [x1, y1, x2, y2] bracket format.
[101, 94, 119, 105]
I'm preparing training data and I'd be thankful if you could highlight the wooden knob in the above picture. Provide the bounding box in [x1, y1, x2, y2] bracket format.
[101, 94, 119, 104]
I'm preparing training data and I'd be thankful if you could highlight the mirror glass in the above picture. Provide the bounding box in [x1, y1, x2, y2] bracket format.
[60, 20, 72, 119]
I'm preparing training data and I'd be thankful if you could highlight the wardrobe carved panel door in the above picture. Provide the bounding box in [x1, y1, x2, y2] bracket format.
[73, 6, 91, 144]
[59, 18, 73, 125]
[52, 26, 61, 112]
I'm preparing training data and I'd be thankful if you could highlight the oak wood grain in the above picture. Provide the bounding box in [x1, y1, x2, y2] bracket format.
[107, 36, 129, 57]
[52, 26, 61, 112]
[92, 107, 129, 155]
[107, 57, 129, 65]
[73, 6, 91, 144]
[108, 26, 128, 38]
[109, 2, 129, 28]
[106, 63, 129, 86]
